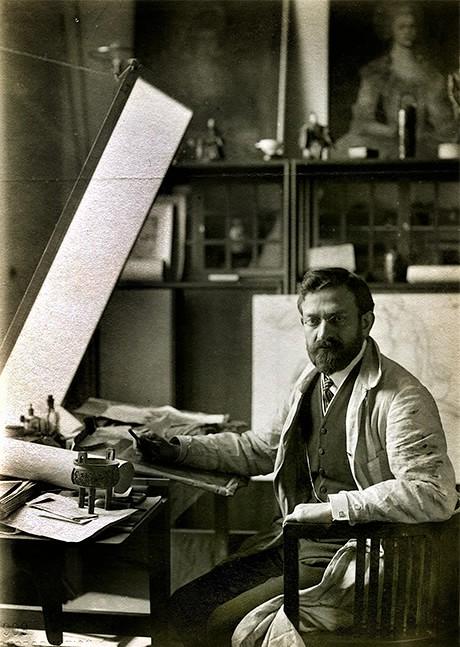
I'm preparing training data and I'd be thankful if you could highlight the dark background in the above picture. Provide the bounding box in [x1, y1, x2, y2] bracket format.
[135, 0, 282, 161]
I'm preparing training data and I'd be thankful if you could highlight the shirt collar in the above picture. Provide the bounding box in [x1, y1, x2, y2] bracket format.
[328, 339, 367, 393]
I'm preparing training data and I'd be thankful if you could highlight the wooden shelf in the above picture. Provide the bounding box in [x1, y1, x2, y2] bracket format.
[293, 158, 459, 179]
[117, 278, 284, 290]
[370, 282, 459, 292]
[167, 159, 290, 181]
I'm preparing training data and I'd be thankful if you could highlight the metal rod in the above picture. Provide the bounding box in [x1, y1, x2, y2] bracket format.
[276, 0, 289, 144]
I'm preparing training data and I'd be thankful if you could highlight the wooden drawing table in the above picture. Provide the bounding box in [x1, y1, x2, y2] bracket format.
[0, 478, 170, 646]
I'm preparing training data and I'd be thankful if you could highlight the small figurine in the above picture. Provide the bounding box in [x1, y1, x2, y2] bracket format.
[299, 112, 333, 160]
[202, 118, 225, 161]
[320, 126, 334, 160]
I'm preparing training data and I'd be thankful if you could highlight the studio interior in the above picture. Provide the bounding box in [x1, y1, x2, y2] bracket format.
[0, 1, 459, 646]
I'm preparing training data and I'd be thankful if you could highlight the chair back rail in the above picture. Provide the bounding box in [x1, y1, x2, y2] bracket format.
[283, 516, 459, 642]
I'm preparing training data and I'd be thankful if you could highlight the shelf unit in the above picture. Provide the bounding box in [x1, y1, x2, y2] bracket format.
[117, 158, 458, 293]
[160, 161, 291, 291]
[292, 159, 459, 288]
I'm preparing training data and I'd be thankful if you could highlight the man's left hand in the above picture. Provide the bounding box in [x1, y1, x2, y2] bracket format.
[284, 502, 333, 524]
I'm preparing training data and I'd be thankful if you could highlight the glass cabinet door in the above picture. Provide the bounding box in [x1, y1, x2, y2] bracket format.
[312, 180, 402, 281]
[306, 168, 459, 283]
[178, 167, 286, 281]
[410, 181, 459, 266]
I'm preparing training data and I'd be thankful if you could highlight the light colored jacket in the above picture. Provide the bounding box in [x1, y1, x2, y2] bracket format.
[177, 338, 458, 528]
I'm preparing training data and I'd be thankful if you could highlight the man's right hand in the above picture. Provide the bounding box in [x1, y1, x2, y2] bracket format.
[137, 432, 181, 464]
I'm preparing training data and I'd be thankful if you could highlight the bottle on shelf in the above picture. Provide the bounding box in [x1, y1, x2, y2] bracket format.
[384, 248, 408, 283]
[25, 404, 41, 434]
[202, 118, 225, 161]
[46, 394, 60, 436]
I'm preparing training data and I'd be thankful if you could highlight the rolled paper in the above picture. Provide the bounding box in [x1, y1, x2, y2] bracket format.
[0, 438, 134, 493]
[406, 265, 460, 284]
[438, 143, 459, 159]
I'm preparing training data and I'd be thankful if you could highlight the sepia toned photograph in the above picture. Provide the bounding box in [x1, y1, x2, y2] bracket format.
[0, 1, 458, 646]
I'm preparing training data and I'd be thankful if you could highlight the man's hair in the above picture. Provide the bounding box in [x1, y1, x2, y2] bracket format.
[297, 268, 375, 316]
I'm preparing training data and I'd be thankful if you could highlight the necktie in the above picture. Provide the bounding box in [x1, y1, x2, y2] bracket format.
[321, 375, 335, 414]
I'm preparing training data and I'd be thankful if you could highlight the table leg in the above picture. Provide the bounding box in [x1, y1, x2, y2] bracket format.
[213, 494, 229, 562]
[34, 542, 65, 645]
[136, 482, 171, 647]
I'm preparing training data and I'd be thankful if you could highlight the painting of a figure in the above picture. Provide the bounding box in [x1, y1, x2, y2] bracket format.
[135, 0, 283, 161]
[329, 0, 459, 160]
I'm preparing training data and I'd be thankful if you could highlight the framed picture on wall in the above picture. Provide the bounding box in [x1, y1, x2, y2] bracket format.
[328, 0, 459, 161]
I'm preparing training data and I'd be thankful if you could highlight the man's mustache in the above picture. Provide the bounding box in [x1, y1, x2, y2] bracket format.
[311, 339, 344, 352]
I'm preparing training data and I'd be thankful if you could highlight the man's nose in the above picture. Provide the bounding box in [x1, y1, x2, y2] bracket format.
[316, 319, 333, 340]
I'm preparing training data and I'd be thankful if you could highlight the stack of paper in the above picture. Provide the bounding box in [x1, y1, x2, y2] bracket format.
[0, 480, 38, 519]
[27, 493, 98, 525]
[74, 398, 228, 427]
[2, 492, 140, 542]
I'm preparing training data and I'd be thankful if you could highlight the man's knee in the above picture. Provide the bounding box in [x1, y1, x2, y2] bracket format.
[207, 597, 242, 637]
[206, 574, 284, 643]
[206, 602, 241, 647]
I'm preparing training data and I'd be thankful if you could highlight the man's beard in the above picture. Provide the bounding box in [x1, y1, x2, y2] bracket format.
[307, 334, 364, 375]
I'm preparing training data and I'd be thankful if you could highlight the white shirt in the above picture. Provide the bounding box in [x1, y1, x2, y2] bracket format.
[324, 339, 367, 398]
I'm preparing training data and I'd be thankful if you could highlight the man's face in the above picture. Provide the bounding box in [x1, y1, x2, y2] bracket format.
[300, 286, 374, 375]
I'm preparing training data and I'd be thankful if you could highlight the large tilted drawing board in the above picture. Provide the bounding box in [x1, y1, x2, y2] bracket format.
[252, 293, 460, 479]
[0, 69, 192, 425]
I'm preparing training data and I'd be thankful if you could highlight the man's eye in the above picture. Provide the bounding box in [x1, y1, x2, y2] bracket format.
[304, 317, 319, 327]
[328, 315, 345, 325]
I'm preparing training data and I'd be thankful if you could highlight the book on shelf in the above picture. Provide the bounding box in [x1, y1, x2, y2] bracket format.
[170, 189, 187, 281]
[120, 193, 187, 282]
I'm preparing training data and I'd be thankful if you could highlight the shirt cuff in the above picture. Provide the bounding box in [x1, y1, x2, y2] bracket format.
[170, 435, 191, 463]
[328, 492, 350, 521]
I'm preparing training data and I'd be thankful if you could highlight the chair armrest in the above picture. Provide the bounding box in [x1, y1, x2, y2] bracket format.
[283, 517, 458, 541]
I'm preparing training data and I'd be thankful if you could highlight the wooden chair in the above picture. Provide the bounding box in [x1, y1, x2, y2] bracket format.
[283, 515, 459, 646]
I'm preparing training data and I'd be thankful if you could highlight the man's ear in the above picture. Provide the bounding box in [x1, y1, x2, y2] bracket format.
[361, 311, 375, 337]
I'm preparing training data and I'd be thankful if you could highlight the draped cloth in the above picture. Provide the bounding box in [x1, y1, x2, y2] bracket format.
[232, 539, 380, 647]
